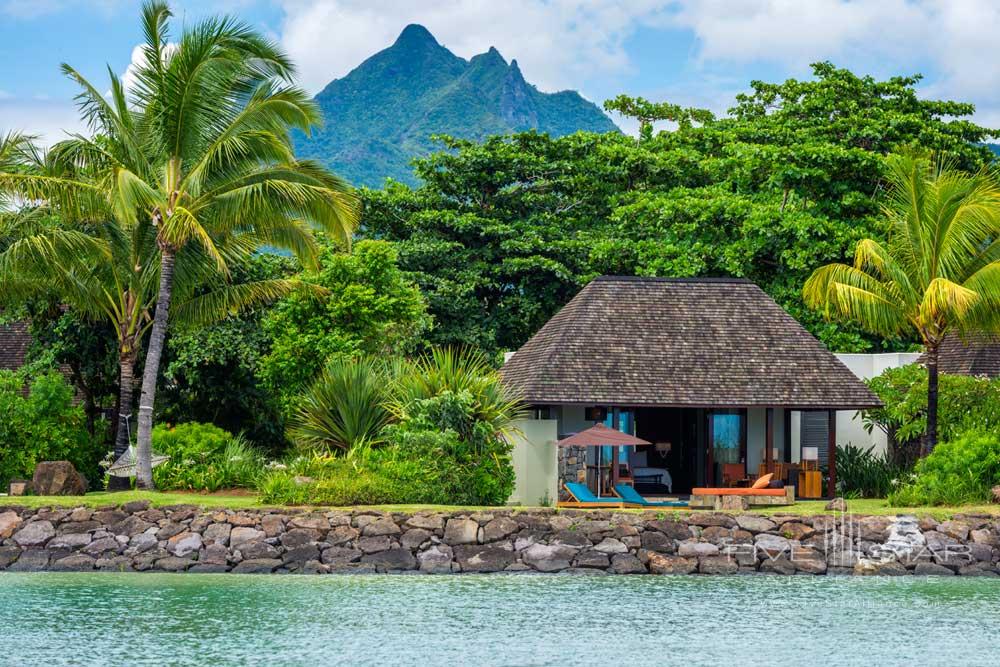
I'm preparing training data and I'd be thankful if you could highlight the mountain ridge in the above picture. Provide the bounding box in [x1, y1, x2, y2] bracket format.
[294, 24, 619, 187]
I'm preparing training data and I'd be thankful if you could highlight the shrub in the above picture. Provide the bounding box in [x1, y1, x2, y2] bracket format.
[888, 430, 1000, 506]
[152, 422, 264, 491]
[835, 443, 909, 498]
[0, 370, 102, 490]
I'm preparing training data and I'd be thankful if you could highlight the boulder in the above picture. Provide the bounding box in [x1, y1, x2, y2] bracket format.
[230, 527, 265, 548]
[686, 513, 737, 528]
[232, 558, 281, 574]
[361, 548, 417, 571]
[13, 520, 55, 547]
[0, 546, 21, 570]
[282, 544, 321, 566]
[155, 523, 186, 541]
[51, 554, 96, 571]
[825, 497, 848, 512]
[357, 536, 392, 554]
[280, 528, 321, 549]
[126, 533, 158, 555]
[166, 532, 203, 557]
[406, 514, 444, 531]
[31, 461, 87, 496]
[418, 545, 454, 574]
[483, 517, 519, 542]
[361, 517, 400, 537]
[121, 500, 151, 514]
[754, 533, 791, 556]
[261, 514, 286, 537]
[718, 496, 749, 511]
[239, 541, 280, 561]
[639, 531, 673, 553]
[326, 525, 360, 546]
[453, 545, 515, 572]
[109, 515, 153, 538]
[647, 519, 693, 541]
[289, 514, 330, 531]
[937, 520, 971, 541]
[677, 541, 719, 557]
[82, 537, 122, 557]
[199, 543, 230, 566]
[203, 523, 232, 546]
[0, 511, 23, 539]
[609, 553, 646, 574]
[647, 553, 697, 575]
[321, 547, 363, 567]
[522, 543, 578, 572]
[759, 556, 796, 575]
[593, 537, 628, 555]
[443, 518, 479, 545]
[47, 532, 93, 550]
[913, 562, 955, 576]
[780, 522, 815, 541]
[7, 549, 50, 571]
[400, 528, 432, 550]
[699, 555, 738, 575]
[573, 550, 611, 569]
[992, 485, 1000, 504]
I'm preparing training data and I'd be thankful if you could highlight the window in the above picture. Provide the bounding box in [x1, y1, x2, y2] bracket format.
[711, 411, 743, 464]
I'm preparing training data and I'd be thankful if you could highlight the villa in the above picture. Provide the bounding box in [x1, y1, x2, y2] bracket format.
[501, 276, 883, 505]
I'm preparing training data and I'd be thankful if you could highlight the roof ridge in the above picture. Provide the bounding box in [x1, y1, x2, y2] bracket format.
[593, 275, 753, 284]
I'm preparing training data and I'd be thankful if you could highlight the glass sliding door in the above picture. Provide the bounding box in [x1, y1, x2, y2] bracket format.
[707, 409, 746, 486]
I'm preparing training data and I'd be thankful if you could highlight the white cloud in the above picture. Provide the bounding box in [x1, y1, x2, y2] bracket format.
[0, 99, 86, 146]
[277, 0, 672, 94]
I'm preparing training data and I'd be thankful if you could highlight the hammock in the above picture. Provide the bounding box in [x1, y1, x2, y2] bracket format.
[106, 445, 169, 478]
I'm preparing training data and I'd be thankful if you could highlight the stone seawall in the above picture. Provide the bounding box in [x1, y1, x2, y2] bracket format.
[0, 504, 998, 576]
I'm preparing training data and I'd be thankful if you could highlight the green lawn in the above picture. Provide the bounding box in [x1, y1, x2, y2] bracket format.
[1, 491, 998, 519]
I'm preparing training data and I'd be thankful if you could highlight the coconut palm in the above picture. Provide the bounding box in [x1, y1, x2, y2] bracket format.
[0, 136, 319, 479]
[804, 153, 1000, 454]
[0, 1, 358, 487]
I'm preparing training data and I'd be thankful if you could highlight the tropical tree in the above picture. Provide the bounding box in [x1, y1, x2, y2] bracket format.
[0, 1, 358, 487]
[804, 154, 1000, 454]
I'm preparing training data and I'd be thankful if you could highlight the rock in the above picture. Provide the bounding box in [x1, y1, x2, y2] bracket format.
[937, 520, 971, 541]
[357, 536, 392, 554]
[155, 522, 186, 541]
[648, 553, 697, 574]
[780, 522, 815, 541]
[854, 559, 909, 576]
[0, 511, 23, 539]
[321, 547, 363, 567]
[677, 541, 719, 557]
[47, 532, 93, 549]
[453, 545, 515, 573]
[609, 554, 646, 574]
[230, 527, 266, 548]
[283, 544, 321, 566]
[51, 554, 96, 571]
[240, 541, 280, 560]
[289, 514, 330, 531]
[550, 531, 592, 548]
[443, 518, 479, 545]
[406, 514, 444, 531]
[687, 513, 737, 528]
[791, 548, 827, 574]
[826, 549, 861, 568]
[593, 537, 628, 554]
[699, 555, 738, 574]
[121, 500, 151, 514]
[734, 515, 777, 533]
[700, 526, 734, 544]
[109, 515, 154, 538]
[361, 548, 417, 571]
[573, 550, 611, 569]
[166, 532, 202, 557]
[483, 517, 519, 542]
[82, 537, 122, 557]
[300, 560, 328, 575]
[13, 521, 55, 547]
[127, 533, 158, 555]
[326, 525, 360, 546]
[362, 517, 401, 537]
[280, 528, 321, 549]
[647, 519, 693, 541]
[226, 513, 257, 527]
[418, 545, 454, 574]
[31, 461, 87, 496]
[759, 556, 796, 575]
[970, 529, 998, 546]
[958, 563, 998, 577]
[232, 558, 282, 574]
[96, 556, 133, 572]
[991, 485, 1000, 504]
[825, 497, 848, 512]
[522, 543, 578, 572]
[718, 496, 749, 511]
[261, 515, 285, 537]
[67, 507, 92, 522]
[639, 531, 673, 553]
[914, 562, 955, 576]
[754, 533, 791, 556]
[401, 528, 432, 550]
[200, 543, 230, 566]
[189, 564, 230, 574]
[7, 479, 29, 496]
[857, 516, 892, 542]
[167, 506, 198, 523]
[203, 523, 232, 546]
[0, 546, 22, 569]
[8, 549, 50, 571]
[58, 520, 100, 535]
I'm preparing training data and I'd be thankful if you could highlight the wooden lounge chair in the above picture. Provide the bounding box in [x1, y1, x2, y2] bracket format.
[558, 482, 631, 509]
[613, 483, 688, 508]
[689, 474, 795, 508]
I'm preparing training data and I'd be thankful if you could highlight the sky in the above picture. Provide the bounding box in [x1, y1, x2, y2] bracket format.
[2, 0, 1000, 143]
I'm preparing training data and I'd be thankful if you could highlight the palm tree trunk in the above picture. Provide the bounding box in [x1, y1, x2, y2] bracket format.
[135, 247, 176, 489]
[923, 343, 940, 457]
[108, 352, 136, 491]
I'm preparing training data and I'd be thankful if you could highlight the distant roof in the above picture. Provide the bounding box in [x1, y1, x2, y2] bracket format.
[0, 320, 31, 371]
[922, 334, 1000, 378]
[501, 276, 882, 409]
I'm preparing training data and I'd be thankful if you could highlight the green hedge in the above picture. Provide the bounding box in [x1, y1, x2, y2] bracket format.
[152, 422, 264, 492]
[888, 430, 1000, 506]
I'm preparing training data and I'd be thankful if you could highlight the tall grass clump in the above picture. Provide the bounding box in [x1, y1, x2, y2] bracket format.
[888, 430, 1000, 506]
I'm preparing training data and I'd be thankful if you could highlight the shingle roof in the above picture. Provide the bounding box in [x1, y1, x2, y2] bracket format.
[501, 276, 882, 409]
[0, 320, 31, 371]
[922, 334, 1000, 378]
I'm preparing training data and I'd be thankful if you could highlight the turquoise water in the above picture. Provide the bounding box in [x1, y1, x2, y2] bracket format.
[2, 573, 999, 666]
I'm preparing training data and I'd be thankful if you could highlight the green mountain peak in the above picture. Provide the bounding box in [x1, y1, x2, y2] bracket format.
[295, 25, 619, 187]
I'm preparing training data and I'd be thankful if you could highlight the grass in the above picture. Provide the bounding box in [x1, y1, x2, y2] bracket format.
[1, 492, 998, 519]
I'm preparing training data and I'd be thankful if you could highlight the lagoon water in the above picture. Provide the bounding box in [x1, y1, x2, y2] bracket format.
[1, 573, 999, 666]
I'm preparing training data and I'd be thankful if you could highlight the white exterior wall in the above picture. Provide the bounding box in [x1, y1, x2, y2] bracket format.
[508, 418, 558, 507]
[833, 352, 921, 454]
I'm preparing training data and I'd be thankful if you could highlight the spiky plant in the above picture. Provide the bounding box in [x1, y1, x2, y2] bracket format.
[804, 153, 1000, 454]
[0, 1, 358, 487]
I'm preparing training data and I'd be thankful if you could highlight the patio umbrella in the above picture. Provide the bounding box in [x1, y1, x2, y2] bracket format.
[558, 424, 651, 495]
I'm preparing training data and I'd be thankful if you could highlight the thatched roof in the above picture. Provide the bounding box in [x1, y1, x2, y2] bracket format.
[501, 277, 881, 409]
[922, 334, 1000, 378]
[0, 320, 30, 371]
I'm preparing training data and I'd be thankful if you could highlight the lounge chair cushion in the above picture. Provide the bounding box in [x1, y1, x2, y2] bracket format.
[691, 487, 786, 496]
[565, 482, 622, 504]
[751, 473, 773, 489]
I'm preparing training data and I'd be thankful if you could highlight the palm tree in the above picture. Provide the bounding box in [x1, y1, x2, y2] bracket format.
[0, 136, 319, 481]
[0, 1, 358, 487]
[804, 153, 1000, 454]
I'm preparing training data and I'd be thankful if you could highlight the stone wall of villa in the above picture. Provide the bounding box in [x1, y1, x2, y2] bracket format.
[557, 446, 587, 498]
[0, 503, 998, 576]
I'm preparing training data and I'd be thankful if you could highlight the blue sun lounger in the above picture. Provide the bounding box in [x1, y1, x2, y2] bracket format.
[558, 482, 629, 508]
[614, 483, 688, 508]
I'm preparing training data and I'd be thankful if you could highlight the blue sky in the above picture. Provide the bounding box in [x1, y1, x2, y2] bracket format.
[3, 1, 999, 142]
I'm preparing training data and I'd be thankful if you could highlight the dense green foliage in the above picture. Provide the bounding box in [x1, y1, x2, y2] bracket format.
[888, 430, 1000, 506]
[259, 240, 430, 416]
[362, 64, 996, 354]
[835, 444, 908, 499]
[864, 364, 1000, 461]
[295, 24, 617, 187]
[151, 422, 264, 492]
[0, 370, 102, 489]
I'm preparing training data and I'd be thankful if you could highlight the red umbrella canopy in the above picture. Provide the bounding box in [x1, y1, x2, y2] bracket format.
[557, 423, 651, 447]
